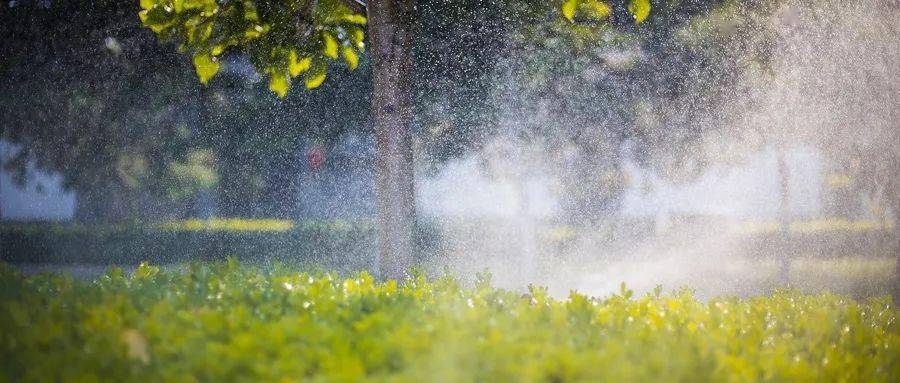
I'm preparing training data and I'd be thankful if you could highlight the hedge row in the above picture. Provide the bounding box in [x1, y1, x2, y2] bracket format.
[0, 222, 377, 269]
[0, 261, 896, 382]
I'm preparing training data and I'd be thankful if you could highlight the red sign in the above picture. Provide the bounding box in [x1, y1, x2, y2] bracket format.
[308, 146, 325, 171]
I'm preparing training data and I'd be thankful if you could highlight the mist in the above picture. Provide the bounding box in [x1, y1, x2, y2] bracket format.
[1, 0, 896, 299]
[415, 0, 899, 298]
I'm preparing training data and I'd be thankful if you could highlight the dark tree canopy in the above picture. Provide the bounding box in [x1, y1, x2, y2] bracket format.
[1, 0, 207, 221]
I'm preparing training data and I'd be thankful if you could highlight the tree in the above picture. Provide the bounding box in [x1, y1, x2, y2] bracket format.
[138, 0, 417, 277]
[671, 0, 898, 288]
[477, 0, 750, 225]
[0, 0, 214, 223]
[748, 0, 899, 295]
[137, 0, 650, 277]
[194, 53, 372, 218]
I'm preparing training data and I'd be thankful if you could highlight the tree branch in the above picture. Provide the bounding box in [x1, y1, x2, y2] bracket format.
[337, 0, 366, 14]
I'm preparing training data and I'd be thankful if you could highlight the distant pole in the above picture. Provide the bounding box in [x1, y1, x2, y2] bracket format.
[777, 151, 791, 285]
[889, 164, 900, 303]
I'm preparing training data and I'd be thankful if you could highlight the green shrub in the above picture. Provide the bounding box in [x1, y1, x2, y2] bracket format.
[0, 221, 377, 270]
[0, 261, 896, 382]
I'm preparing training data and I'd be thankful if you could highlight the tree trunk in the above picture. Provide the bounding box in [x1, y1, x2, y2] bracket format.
[74, 180, 131, 224]
[367, 1, 417, 279]
[776, 150, 791, 285]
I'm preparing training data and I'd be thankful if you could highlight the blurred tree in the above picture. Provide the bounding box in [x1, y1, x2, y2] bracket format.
[664, 0, 898, 286]
[136, 0, 657, 274]
[0, 0, 370, 223]
[482, 0, 740, 224]
[0, 0, 214, 223]
[412, 0, 510, 168]
[748, 0, 900, 294]
[137, 0, 419, 277]
[198, 52, 371, 218]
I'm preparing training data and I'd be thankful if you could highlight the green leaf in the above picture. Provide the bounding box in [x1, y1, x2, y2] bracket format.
[289, 51, 312, 77]
[628, 0, 651, 24]
[342, 46, 359, 70]
[269, 73, 289, 98]
[139, 0, 156, 11]
[192, 53, 220, 84]
[583, 0, 611, 19]
[349, 28, 365, 49]
[562, 0, 578, 22]
[304, 62, 327, 90]
[138, 8, 175, 33]
[322, 32, 339, 59]
[342, 14, 367, 25]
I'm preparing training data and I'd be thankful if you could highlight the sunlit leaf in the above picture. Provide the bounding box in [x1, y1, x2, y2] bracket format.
[244, 25, 265, 39]
[349, 27, 366, 49]
[120, 329, 149, 364]
[289, 51, 312, 77]
[304, 62, 327, 89]
[342, 13, 367, 25]
[322, 32, 339, 59]
[583, 0, 611, 19]
[269, 73, 289, 98]
[192, 53, 219, 84]
[243, 1, 259, 21]
[342, 46, 359, 70]
[628, 0, 651, 24]
[562, 0, 578, 22]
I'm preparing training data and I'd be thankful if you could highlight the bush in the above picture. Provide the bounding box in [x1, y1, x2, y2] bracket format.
[0, 261, 896, 382]
[0, 220, 377, 270]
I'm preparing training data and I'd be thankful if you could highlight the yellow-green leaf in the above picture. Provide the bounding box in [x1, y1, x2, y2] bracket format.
[583, 0, 611, 19]
[628, 0, 651, 24]
[244, 25, 266, 39]
[322, 32, 339, 59]
[562, 0, 578, 22]
[349, 28, 366, 49]
[269, 73, 289, 98]
[304, 64, 327, 89]
[244, 1, 259, 21]
[120, 329, 149, 364]
[342, 14, 367, 25]
[289, 51, 312, 77]
[139, 0, 155, 11]
[192, 53, 220, 84]
[342, 46, 359, 70]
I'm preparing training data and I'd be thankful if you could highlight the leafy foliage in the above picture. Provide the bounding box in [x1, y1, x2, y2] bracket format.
[561, 0, 650, 23]
[138, 0, 367, 96]
[0, 0, 212, 222]
[561, 0, 612, 22]
[0, 262, 897, 381]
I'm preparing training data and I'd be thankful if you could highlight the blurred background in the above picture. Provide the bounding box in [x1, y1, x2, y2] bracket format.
[1, 0, 897, 297]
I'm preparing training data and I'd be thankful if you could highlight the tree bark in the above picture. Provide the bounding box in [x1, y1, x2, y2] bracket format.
[367, 0, 417, 279]
[74, 180, 130, 224]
